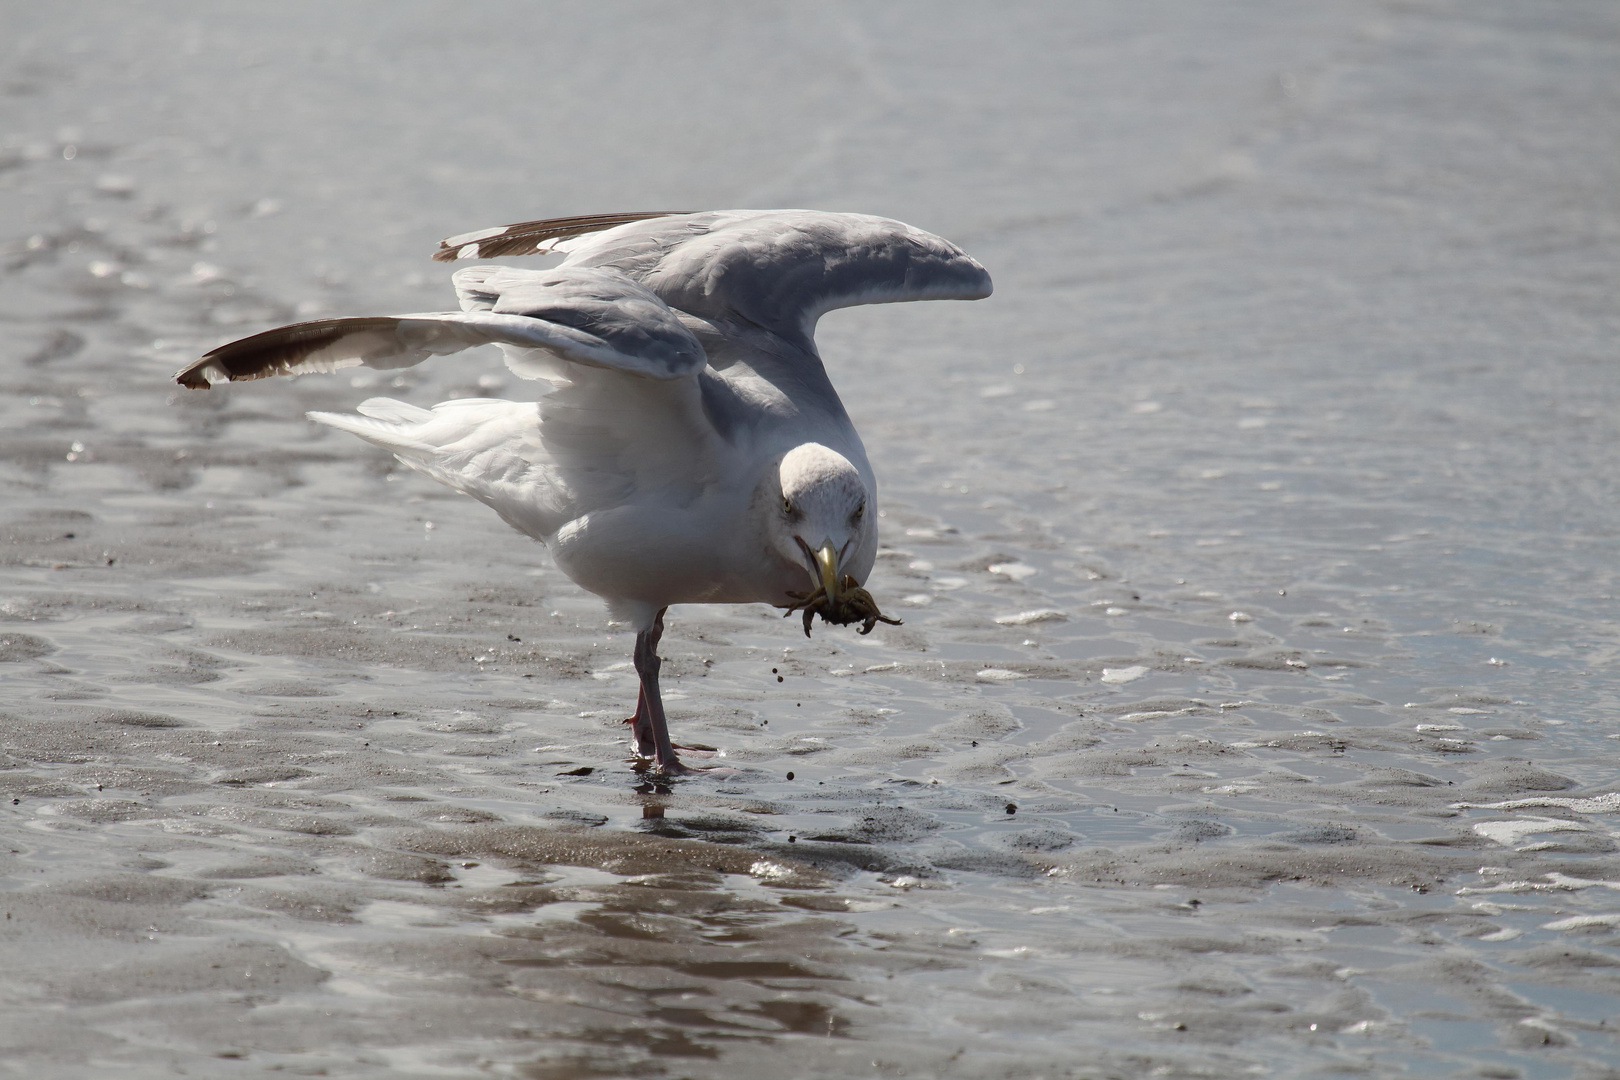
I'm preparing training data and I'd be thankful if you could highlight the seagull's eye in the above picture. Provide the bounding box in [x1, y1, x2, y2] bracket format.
[782, 496, 794, 516]
[852, 501, 865, 522]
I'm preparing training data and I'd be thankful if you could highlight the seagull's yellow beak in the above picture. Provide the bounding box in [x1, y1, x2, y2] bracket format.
[814, 540, 840, 604]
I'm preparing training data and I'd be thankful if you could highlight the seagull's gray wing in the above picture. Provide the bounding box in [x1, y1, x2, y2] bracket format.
[432, 209, 992, 348]
[175, 267, 705, 388]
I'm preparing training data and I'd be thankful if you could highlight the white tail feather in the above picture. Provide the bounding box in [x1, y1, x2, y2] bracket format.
[356, 397, 433, 423]
[306, 410, 434, 455]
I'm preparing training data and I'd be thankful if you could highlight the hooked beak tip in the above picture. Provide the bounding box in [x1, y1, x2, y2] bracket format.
[814, 540, 839, 602]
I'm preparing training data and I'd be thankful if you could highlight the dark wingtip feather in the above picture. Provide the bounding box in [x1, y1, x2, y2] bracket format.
[430, 210, 693, 262]
[174, 317, 400, 388]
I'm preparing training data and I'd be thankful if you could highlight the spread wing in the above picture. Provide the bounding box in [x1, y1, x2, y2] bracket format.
[431, 209, 993, 347]
[175, 267, 705, 388]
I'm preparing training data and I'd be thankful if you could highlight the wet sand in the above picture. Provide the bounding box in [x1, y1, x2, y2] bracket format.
[3, 3, 1620, 1077]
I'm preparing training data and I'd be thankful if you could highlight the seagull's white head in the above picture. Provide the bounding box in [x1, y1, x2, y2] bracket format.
[767, 443, 876, 605]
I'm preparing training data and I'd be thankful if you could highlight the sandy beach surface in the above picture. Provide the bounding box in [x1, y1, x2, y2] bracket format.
[3, 3, 1619, 1076]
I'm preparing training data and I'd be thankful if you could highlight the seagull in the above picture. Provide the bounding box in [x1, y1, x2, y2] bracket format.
[175, 210, 992, 772]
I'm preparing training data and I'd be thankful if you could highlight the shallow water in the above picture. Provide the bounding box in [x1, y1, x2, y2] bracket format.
[3, 3, 1619, 1077]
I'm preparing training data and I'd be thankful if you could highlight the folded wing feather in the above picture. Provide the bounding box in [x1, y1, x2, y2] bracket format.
[433, 210, 687, 262]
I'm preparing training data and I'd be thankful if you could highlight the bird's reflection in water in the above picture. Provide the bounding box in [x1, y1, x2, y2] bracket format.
[491, 865, 858, 1071]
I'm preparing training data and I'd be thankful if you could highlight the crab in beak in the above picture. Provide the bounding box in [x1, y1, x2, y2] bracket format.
[784, 537, 901, 638]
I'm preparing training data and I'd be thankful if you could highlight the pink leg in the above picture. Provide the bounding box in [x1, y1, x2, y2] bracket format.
[631, 608, 685, 773]
[625, 683, 656, 757]
[625, 609, 724, 773]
